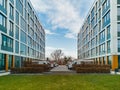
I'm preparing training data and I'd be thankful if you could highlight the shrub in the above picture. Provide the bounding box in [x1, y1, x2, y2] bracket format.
[11, 67, 44, 74]
[75, 64, 110, 73]
[25, 64, 50, 72]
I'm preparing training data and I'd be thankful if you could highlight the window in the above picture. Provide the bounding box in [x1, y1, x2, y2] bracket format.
[91, 7, 94, 19]
[0, 13, 6, 28]
[16, 11, 19, 25]
[21, 17, 26, 31]
[29, 28, 34, 38]
[107, 25, 111, 39]
[15, 56, 21, 68]
[117, 6, 120, 20]
[117, 0, 120, 4]
[95, 2, 98, 12]
[9, 21, 14, 37]
[87, 15, 90, 24]
[118, 39, 120, 52]
[10, 4, 14, 18]
[91, 18, 95, 28]
[107, 40, 111, 53]
[15, 41, 19, 53]
[28, 36, 33, 47]
[15, 26, 19, 40]
[108, 56, 111, 66]
[118, 22, 120, 37]
[20, 43, 26, 55]
[102, 11, 110, 28]
[0, 54, 5, 70]
[16, 0, 23, 15]
[99, 21, 101, 31]
[10, 0, 14, 4]
[0, 0, 2, 5]
[1, 34, 13, 52]
[0, 0, 7, 9]
[99, 9, 101, 19]
[20, 30, 26, 44]
[102, 0, 110, 15]
[99, 43, 105, 55]
[30, 18, 34, 27]
[96, 14, 97, 23]
[99, 30, 105, 44]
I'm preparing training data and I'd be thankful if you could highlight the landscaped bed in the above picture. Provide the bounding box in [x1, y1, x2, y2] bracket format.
[0, 75, 120, 90]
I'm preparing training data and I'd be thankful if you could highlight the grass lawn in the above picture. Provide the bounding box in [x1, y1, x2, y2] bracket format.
[0, 74, 120, 90]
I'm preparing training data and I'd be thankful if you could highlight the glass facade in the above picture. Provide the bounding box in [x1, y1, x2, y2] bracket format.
[0, 0, 45, 71]
[78, 0, 112, 64]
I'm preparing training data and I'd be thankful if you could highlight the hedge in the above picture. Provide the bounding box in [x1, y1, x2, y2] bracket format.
[11, 67, 44, 74]
[25, 64, 50, 72]
[74, 64, 110, 73]
[11, 61, 51, 73]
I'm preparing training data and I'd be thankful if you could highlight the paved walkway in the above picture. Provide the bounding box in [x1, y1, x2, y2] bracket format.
[51, 65, 70, 72]
[50, 65, 76, 74]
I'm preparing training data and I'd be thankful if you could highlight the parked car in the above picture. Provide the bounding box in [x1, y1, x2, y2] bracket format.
[38, 61, 50, 64]
[67, 59, 94, 70]
[67, 61, 77, 70]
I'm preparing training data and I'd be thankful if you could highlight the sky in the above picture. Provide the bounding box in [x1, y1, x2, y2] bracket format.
[30, 0, 94, 58]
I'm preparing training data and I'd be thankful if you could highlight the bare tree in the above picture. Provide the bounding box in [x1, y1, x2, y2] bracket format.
[51, 49, 64, 61]
[63, 56, 72, 64]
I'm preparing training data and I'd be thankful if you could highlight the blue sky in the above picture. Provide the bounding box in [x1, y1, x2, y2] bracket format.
[30, 0, 94, 58]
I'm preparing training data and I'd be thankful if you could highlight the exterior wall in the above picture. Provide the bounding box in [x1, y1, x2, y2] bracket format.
[78, 0, 120, 70]
[0, 0, 45, 71]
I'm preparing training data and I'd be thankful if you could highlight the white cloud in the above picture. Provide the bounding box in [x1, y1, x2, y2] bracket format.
[30, 0, 94, 39]
[30, 0, 94, 57]
[30, 0, 86, 39]
[65, 33, 76, 39]
[45, 29, 55, 35]
[46, 46, 77, 58]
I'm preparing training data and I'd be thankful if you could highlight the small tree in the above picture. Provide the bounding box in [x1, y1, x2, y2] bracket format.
[51, 49, 64, 62]
[63, 56, 72, 64]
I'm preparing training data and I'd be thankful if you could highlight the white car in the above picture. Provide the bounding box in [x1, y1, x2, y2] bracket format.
[67, 61, 77, 69]
[38, 61, 49, 64]
[67, 60, 82, 69]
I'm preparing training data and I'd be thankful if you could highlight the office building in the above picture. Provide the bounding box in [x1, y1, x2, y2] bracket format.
[0, 0, 45, 71]
[78, 0, 120, 70]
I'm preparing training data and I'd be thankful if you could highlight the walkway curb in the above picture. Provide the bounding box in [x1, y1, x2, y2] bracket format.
[0, 72, 10, 76]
